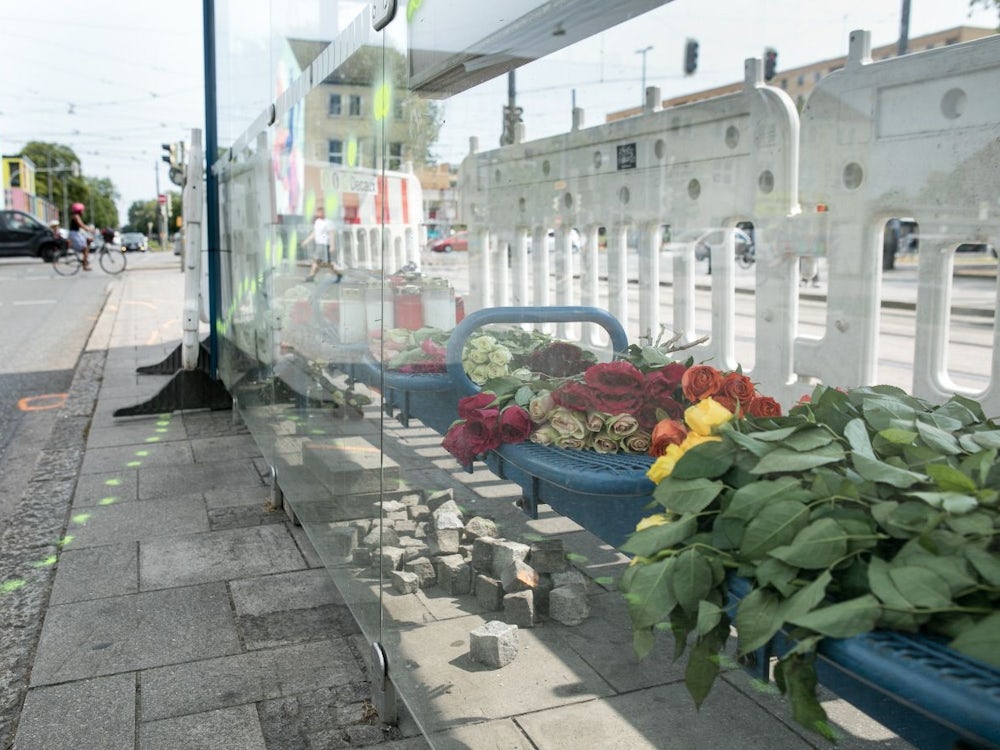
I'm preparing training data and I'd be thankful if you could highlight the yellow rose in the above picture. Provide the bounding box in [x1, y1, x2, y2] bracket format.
[635, 513, 671, 532]
[680, 432, 722, 451]
[684, 397, 735, 437]
[647, 443, 684, 483]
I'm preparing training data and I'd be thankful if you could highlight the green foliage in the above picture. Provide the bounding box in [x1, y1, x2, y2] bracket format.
[619, 385, 1000, 739]
[18, 141, 120, 227]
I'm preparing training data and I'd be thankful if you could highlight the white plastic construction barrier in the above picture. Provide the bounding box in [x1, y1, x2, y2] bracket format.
[458, 58, 799, 370]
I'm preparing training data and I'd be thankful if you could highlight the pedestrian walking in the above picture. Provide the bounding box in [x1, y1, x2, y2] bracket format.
[300, 206, 343, 283]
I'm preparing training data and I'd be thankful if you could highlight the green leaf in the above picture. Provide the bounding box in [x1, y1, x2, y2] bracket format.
[965, 545, 1000, 586]
[724, 429, 773, 458]
[741, 500, 811, 558]
[862, 396, 918, 431]
[779, 570, 832, 622]
[908, 491, 979, 515]
[754, 558, 799, 596]
[943, 394, 986, 423]
[620, 515, 698, 557]
[926, 463, 978, 493]
[947, 510, 993, 536]
[673, 549, 714, 614]
[768, 518, 849, 569]
[513, 385, 536, 406]
[971, 430, 1000, 450]
[878, 427, 918, 446]
[915, 420, 962, 456]
[851, 451, 925, 488]
[789, 594, 881, 638]
[897, 547, 978, 596]
[949, 612, 1000, 668]
[684, 637, 721, 708]
[843, 418, 875, 458]
[653, 477, 724, 514]
[749, 426, 800, 442]
[775, 653, 837, 740]
[711, 516, 745, 550]
[887, 565, 952, 609]
[751, 444, 845, 474]
[724, 477, 810, 521]
[696, 600, 724, 636]
[621, 558, 677, 628]
[671, 440, 735, 480]
[783, 427, 837, 452]
[868, 557, 913, 611]
[632, 628, 656, 660]
[735, 586, 783, 655]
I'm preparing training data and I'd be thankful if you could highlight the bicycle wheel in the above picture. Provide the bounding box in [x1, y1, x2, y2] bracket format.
[100, 247, 127, 275]
[52, 248, 83, 276]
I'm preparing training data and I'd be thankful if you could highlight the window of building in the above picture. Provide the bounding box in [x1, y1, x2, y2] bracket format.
[946, 37, 959, 45]
[349, 95, 362, 116]
[388, 142, 403, 170]
[780, 78, 788, 90]
[797, 75, 804, 86]
[814, 71, 821, 82]
[328, 94, 341, 116]
[394, 99, 404, 121]
[328, 139, 343, 164]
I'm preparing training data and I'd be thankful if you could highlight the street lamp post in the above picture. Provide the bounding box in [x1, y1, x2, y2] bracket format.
[636, 45, 653, 106]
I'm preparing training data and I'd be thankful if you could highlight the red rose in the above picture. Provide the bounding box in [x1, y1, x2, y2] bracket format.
[458, 392, 497, 419]
[464, 408, 501, 453]
[650, 419, 688, 456]
[499, 406, 533, 444]
[747, 396, 782, 418]
[646, 362, 687, 393]
[585, 361, 645, 414]
[721, 372, 756, 405]
[681, 365, 724, 402]
[636, 396, 684, 431]
[552, 381, 594, 411]
[442, 423, 477, 465]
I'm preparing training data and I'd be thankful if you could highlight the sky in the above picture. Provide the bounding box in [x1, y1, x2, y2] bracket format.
[2, 1, 996, 226]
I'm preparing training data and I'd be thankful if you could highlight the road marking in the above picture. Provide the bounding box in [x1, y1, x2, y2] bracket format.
[17, 393, 67, 411]
[12, 299, 58, 306]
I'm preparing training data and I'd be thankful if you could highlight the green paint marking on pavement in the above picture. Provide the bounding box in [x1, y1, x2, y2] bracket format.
[135, 450, 150, 457]
[156, 420, 170, 427]
[1, 579, 27, 594]
[145, 437, 161, 443]
[105, 478, 122, 486]
[31, 555, 58, 568]
[70, 513, 92, 525]
[58, 535, 74, 546]
[127, 461, 142, 468]
[99, 496, 118, 506]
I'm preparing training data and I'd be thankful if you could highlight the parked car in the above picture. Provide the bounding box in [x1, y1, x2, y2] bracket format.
[663, 227, 754, 261]
[121, 232, 148, 252]
[430, 231, 468, 252]
[0, 210, 65, 262]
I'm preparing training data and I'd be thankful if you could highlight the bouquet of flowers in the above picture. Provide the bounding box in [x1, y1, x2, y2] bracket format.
[441, 333, 779, 466]
[620, 383, 1000, 740]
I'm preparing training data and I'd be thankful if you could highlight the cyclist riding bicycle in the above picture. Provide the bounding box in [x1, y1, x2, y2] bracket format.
[68, 202, 96, 271]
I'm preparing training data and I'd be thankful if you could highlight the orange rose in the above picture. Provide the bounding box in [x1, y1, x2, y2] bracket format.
[747, 396, 782, 418]
[681, 365, 724, 402]
[650, 419, 688, 457]
[721, 372, 756, 405]
[713, 395, 738, 413]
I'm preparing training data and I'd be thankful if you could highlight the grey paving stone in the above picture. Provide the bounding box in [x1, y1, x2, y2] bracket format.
[190, 434, 263, 463]
[30, 583, 238, 685]
[515, 680, 815, 750]
[204, 483, 274, 509]
[238, 602, 362, 651]
[140, 704, 266, 750]
[230, 568, 344, 615]
[138, 460, 263, 499]
[65, 494, 209, 548]
[71, 470, 139, 508]
[84, 417, 187, 449]
[208, 504, 287, 531]
[13, 673, 135, 750]
[139, 525, 305, 590]
[78, 441, 195, 476]
[140, 639, 365, 722]
[48, 542, 138, 604]
[182, 411, 253, 439]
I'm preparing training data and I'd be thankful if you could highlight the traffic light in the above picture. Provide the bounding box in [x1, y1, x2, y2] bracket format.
[684, 38, 699, 75]
[161, 143, 174, 165]
[764, 48, 778, 81]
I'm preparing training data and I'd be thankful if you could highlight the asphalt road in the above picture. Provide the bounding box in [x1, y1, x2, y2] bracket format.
[0, 257, 111, 539]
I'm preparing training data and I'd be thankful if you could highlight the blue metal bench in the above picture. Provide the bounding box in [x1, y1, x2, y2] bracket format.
[352, 353, 459, 435]
[728, 578, 1000, 749]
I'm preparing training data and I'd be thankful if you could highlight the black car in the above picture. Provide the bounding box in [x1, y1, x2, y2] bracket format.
[121, 232, 148, 252]
[0, 210, 64, 262]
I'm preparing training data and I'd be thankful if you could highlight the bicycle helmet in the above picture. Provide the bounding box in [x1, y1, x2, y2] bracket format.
[71, 202, 85, 213]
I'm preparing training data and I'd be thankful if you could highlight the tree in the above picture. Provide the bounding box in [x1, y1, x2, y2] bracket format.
[125, 191, 181, 242]
[969, 0, 1000, 26]
[19, 141, 120, 226]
